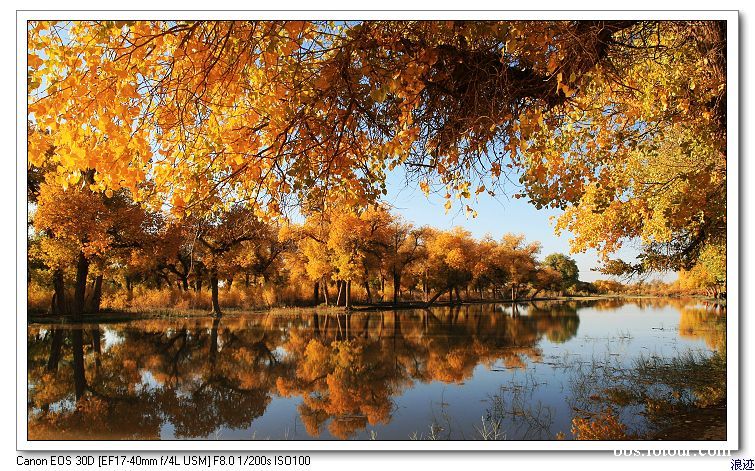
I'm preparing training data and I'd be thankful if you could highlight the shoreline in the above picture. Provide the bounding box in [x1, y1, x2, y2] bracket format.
[26, 294, 723, 325]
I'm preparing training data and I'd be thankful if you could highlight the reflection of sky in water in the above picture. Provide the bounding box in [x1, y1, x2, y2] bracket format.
[262, 301, 719, 440]
[28, 298, 724, 440]
[102, 328, 123, 351]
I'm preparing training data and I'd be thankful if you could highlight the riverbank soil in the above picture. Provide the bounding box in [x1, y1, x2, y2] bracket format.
[650, 401, 726, 440]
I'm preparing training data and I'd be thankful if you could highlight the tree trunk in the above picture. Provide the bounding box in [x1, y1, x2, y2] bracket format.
[313, 281, 320, 304]
[322, 277, 330, 305]
[46, 328, 64, 372]
[345, 280, 352, 310]
[392, 270, 401, 305]
[71, 329, 87, 400]
[423, 272, 428, 303]
[194, 271, 203, 292]
[89, 274, 103, 313]
[73, 251, 89, 319]
[425, 287, 448, 307]
[91, 324, 102, 369]
[454, 286, 463, 303]
[51, 269, 66, 316]
[210, 270, 222, 317]
[313, 313, 320, 337]
[209, 317, 220, 367]
[392, 312, 402, 343]
[126, 276, 134, 300]
[336, 280, 344, 307]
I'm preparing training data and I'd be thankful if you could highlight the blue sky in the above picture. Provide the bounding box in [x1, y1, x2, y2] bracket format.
[382, 166, 675, 284]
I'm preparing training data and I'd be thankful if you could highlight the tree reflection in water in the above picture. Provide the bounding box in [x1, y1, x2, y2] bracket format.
[26, 299, 722, 440]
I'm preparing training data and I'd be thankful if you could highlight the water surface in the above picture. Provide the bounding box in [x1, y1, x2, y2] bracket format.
[27, 298, 725, 440]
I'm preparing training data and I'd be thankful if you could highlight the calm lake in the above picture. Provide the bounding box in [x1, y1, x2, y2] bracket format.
[27, 297, 726, 440]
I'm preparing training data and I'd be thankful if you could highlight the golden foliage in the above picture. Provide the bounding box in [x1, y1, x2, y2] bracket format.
[571, 409, 631, 440]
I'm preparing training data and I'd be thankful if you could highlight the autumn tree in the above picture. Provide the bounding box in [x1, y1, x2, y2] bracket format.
[28, 20, 726, 284]
[423, 227, 476, 305]
[299, 215, 336, 305]
[33, 180, 147, 318]
[326, 206, 392, 308]
[149, 220, 197, 292]
[375, 214, 426, 305]
[529, 266, 563, 300]
[677, 243, 726, 298]
[194, 205, 272, 316]
[542, 253, 579, 295]
[232, 221, 293, 287]
[469, 236, 509, 299]
[496, 234, 541, 301]
[592, 279, 626, 295]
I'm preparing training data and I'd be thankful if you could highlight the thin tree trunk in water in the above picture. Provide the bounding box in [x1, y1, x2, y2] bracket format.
[91, 324, 102, 369]
[52, 269, 66, 316]
[46, 328, 64, 372]
[71, 329, 87, 400]
[313, 313, 320, 337]
[73, 251, 89, 320]
[335, 314, 343, 339]
[392, 312, 402, 347]
[210, 271, 222, 317]
[209, 317, 220, 367]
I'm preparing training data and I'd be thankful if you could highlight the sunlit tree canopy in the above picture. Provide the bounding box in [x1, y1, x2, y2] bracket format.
[28, 19, 726, 275]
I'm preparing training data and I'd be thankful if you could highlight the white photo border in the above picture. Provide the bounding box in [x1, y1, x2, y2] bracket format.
[16, 9, 740, 452]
